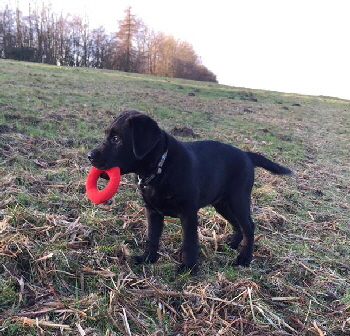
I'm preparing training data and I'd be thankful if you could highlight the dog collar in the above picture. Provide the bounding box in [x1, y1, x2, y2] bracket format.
[138, 150, 168, 188]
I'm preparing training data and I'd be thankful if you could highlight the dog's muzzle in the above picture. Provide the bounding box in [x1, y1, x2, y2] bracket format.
[87, 151, 107, 169]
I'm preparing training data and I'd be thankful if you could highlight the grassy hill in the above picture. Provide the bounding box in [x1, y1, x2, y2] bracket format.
[0, 59, 349, 336]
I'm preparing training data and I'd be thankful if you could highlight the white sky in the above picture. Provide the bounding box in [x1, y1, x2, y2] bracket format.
[12, 0, 350, 100]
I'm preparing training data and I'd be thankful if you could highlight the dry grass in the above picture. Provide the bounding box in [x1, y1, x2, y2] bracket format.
[0, 60, 349, 335]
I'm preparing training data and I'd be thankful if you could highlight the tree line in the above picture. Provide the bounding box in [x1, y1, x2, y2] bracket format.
[0, 4, 217, 82]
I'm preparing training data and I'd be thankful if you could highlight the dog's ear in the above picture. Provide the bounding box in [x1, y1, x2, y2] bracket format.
[130, 114, 161, 160]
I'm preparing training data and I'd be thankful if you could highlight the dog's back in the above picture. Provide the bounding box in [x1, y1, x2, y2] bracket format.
[179, 140, 255, 207]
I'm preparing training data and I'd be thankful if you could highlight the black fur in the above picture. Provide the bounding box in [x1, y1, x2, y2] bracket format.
[88, 110, 293, 274]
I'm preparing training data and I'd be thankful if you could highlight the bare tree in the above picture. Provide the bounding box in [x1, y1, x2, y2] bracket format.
[134, 18, 150, 74]
[0, 6, 16, 58]
[0, 3, 217, 82]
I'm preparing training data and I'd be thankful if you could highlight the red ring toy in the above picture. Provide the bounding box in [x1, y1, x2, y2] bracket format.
[86, 167, 121, 204]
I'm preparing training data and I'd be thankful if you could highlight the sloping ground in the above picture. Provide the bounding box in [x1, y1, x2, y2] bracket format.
[0, 60, 349, 335]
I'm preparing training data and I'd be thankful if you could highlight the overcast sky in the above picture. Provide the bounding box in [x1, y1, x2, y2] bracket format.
[13, 0, 350, 100]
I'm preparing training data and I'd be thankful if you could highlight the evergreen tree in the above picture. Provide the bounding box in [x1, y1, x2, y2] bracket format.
[115, 6, 138, 72]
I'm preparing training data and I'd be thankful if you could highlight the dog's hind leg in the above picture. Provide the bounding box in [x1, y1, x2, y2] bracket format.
[214, 201, 243, 249]
[231, 196, 255, 266]
[215, 197, 255, 267]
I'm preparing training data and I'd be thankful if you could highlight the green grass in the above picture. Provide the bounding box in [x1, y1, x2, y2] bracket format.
[0, 59, 349, 335]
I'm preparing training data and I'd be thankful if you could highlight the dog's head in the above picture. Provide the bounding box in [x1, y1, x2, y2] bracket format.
[88, 110, 162, 174]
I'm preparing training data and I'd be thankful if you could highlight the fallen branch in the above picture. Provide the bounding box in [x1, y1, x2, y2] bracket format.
[13, 316, 72, 330]
[271, 296, 300, 302]
[312, 320, 325, 336]
[81, 266, 116, 277]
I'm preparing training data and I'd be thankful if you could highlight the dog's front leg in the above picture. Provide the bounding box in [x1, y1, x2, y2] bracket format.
[134, 207, 164, 265]
[178, 211, 199, 274]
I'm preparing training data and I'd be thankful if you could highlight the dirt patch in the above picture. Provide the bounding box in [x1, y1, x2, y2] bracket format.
[170, 125, 199, 138]
[258, 128, 294, 141]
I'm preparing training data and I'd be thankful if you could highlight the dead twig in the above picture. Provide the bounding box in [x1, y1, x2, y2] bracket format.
[13, 316, 72, 330]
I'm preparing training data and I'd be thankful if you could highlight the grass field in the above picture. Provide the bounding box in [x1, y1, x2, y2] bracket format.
[0, 59, 349, 336]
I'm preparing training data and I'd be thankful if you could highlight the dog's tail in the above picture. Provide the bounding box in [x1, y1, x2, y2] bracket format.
[247, 152, 293, 175]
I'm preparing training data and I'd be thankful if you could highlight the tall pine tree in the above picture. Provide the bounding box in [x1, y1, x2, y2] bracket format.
[116, 6, 138, 72]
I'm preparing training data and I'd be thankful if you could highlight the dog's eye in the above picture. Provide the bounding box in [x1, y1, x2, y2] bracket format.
[112, 135, 121, 145]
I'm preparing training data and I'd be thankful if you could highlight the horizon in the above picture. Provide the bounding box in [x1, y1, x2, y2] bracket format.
[4, 0, 350, 100]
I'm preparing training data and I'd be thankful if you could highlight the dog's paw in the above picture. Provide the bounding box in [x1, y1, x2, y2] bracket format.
[226, 233, 243, 250]
[177, 263, 198, 275]
[235, 251, 253, 267]
[134, 255, 146, 265]
[134, 253, 158, 265]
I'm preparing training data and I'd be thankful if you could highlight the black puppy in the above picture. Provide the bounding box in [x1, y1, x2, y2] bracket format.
[88, 110, 292, 273]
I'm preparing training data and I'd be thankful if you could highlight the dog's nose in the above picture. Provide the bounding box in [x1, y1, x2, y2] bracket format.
[88, 150, 107, 168]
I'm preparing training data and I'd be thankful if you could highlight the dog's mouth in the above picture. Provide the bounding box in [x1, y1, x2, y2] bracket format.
[88, 160, 107, 170]
[87, 152, 125, 174]
[91, 162, 124, 175]
[91, 162, 108, 170]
